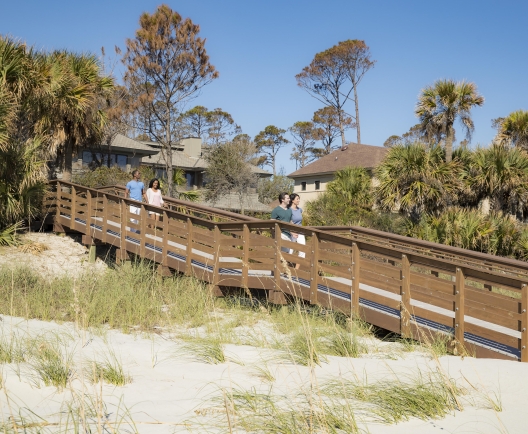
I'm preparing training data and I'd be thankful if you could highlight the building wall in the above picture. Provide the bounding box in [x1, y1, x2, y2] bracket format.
[292, 174, 334, 202]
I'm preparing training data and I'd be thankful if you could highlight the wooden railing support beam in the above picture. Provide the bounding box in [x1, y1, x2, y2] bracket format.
[185, 218, 193, 276]
[521, 284, 528, 362]
[454, 267, 466, 352]
[309, 232, 319, 305]
[350, 243, 360, 317]
[400, 254, 411, 338]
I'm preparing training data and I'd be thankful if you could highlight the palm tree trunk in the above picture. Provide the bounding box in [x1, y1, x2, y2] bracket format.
[353, 85, 361, 144]
[62, 140, 73, 182]
[445, 125, 454, 163]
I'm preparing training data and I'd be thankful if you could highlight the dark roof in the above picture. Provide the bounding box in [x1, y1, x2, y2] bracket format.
[288, 143, 388, 178]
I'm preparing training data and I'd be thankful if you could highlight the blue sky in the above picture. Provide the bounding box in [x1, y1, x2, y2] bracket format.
[2, 0, 527, 174]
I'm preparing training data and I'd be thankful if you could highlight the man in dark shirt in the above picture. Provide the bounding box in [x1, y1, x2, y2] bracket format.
[271, 192, 292, 252]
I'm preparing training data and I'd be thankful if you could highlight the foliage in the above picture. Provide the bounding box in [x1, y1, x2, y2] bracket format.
[465, 143, 528, 214]
[375, 144, 461, 221]
[73, 165, 132, 188]
[289, 121, 316, 169]
[204, 137, 258, 214]
[312, 106, 353, 157]
[43, 51, 114, 182]
[405, 207, 527, 258]
[180, 105, 241, 145]
[383, 124, 431, 148]
[254, 125, 289, 175]
[123, 4, 218, 196]
[257, 173, 294, 205]
[305, 191, 403, 233]
[0, 138, 47, 229]
[415, 79, 484, 162]
[494, 109, 528, 149]
[296, 39, 374, 145]
[327, 166, 372, 209]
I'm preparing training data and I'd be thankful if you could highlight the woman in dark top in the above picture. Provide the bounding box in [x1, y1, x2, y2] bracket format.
[288, 193, 305, 269]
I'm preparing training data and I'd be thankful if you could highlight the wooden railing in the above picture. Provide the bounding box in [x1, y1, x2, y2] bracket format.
[45, 180, 528, 363]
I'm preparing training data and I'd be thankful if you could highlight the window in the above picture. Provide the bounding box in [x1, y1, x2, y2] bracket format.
[315, 180, 320, 190]
[301, 181, 306, 191]
[82, 151, 127, 169]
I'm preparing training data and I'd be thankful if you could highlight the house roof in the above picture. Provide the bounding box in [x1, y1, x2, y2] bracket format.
[111, 134, 158, 155]
[288, 143, 388, 178]
[142, 149, 272, 176]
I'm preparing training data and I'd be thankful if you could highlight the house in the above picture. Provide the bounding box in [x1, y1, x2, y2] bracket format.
[71, 134, 159, 176]
[287, 143, 389, 202]
[140, 137, 272, 190]
[67, 134, 272, 212]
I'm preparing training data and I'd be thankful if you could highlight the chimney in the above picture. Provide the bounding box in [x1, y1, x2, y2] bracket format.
[182, 137, 202, 158]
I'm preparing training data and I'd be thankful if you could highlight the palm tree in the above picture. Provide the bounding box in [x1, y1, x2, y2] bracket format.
[375, 143, 461, 221]
[467, 143, 528, 215]
[326, 166, 372, 209]
[415, 79, 484, 162]
[495, 110, 528, 149]
[39, 51, 114, 182]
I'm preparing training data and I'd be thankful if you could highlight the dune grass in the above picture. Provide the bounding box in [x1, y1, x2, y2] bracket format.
[85, 350, 131, 386]
[322, 370, 463, 423]
[0, 262, 215, 332]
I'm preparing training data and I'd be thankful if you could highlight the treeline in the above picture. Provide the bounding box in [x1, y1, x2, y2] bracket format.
[0, 36, 113, 242]
[306, 141, 528, 260]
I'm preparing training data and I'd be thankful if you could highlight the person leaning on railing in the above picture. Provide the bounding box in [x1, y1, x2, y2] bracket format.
[125, 170, 148, 234]
[271, 192, 292, 253]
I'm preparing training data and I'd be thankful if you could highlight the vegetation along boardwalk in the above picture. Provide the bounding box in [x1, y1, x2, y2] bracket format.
[46, 180, 528, 363]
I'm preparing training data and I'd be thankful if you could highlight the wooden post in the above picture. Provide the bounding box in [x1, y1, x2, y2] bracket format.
[101, 194, 109, 243]
[454, 267, 465, 349]
[309, 232, 319, 304]
[185, 218, 193, 276]
[53, 182, 65, 233]
[274, 223, 282, 290]
[162, 210, 169, 267]
[270, 223, 287, 304]
[350, 243, 360, 317]
[242, 224, 249, 289]
[85, 189, 92, 238]
[117, 199, 128, 263]
[210, 225, 222, 295]
[521, 284, 528, 362]
[70, 185, 76, 229]
[140, 204, 147, 257]
[400, 254, 411, 338]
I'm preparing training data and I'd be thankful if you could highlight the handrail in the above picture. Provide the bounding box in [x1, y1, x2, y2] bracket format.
[49, 180, 528, 277]
[91, 183, 260, 223]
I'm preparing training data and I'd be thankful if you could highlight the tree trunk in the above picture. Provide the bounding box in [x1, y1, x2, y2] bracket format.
[165, 102, 173, 197]
[353, 85, 361, 144]
[338, 112, 346, 148]
[62, 140, 73, 182]
[445, 125, 454, 163]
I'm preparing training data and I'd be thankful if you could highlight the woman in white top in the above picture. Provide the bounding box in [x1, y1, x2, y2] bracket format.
[146, 178, 164, 222]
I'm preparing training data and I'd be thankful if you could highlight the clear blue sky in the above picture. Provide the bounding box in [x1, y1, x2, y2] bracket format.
[2, 0, 527, 174]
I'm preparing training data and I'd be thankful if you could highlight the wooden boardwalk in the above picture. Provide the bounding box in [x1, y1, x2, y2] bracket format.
[45, 180, 528, 363]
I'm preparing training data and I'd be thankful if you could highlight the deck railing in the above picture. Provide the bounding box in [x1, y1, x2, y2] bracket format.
[45, 180, 528, 363]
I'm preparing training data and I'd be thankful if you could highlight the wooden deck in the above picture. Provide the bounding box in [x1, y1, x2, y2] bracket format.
[44, 180, 528, 363]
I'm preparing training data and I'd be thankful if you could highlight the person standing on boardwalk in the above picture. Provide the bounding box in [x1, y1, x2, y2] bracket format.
[125, 170, 147, 233]
[271, 192, 292, 253]
[146, 178, 165, 223]
[288, 193, 305, 269]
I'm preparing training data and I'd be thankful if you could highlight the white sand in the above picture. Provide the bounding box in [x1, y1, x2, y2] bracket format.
[0, 315, 526, 433]
[0, 232, 107, 278]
